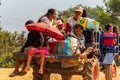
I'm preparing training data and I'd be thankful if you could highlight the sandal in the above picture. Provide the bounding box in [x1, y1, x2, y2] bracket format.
[23, 67, 30, 72]
[9, 71, 19, 77]
[18, 71, 27, 76]
[38, 69, 43, 74]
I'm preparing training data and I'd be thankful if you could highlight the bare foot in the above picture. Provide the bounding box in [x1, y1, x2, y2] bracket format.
[23, 67, 30, 72]
[38, 68, 43, 74]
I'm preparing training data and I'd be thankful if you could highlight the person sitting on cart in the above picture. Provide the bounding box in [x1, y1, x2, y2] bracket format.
[56, 18, 66, 36]
[102, 24, 116, 46]
[70, 24, 93, 59]
[100, 24, 118, 55]
[70, 24, 85, 51]
[113, 25, 120, 57]
[9, 20, 35, 77]
[65, 6, 83, 36]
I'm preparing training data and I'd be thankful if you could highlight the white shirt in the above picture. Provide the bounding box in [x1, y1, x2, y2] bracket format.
[67, 17, 77, 33]
[70, 33, 85, 49]
[41, 16, 53, 26]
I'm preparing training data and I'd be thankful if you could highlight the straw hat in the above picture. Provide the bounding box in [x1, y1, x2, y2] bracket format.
[75, 6, 83, 13]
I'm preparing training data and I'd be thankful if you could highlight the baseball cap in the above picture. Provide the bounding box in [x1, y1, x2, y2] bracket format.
[74, 24, 83, 30]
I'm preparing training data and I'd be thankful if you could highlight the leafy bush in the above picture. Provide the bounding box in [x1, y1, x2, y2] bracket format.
[0, 29, 26, 67]
[116, 60, 120, 66]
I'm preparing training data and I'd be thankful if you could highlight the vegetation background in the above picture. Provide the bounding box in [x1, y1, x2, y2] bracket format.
[0, 0, 120, 68]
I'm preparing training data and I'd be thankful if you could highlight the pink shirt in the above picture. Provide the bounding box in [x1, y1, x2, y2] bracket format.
[103, 32, 116, 46]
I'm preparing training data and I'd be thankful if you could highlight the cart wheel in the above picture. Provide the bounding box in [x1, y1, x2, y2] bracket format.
[82, 57, 99, 80]
[105, 60, 117, 80]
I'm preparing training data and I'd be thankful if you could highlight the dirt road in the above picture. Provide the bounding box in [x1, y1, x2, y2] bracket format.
[0, 68, 120, 80]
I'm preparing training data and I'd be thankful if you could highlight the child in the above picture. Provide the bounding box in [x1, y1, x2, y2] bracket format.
[23, 27, 49, 74]
[72, 24, 93, 59]
[9, 20, 35, 77]
[71, 24, 85, 51]
[103, 24, 116, 46]
[56, 18, 65, 36]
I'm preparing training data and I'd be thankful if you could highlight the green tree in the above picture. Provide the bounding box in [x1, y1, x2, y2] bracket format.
[105, 0, 120, 16]
[59, 2, 120, 28]
[104, 0, 120, 27]
[0, 28, 26, 67]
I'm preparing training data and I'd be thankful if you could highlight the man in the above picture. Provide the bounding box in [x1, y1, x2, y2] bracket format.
[65, 6, 83, 36]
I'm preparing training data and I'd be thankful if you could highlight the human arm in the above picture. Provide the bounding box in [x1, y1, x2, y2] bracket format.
[39, 32, 44, 47]
[65, 23, 71, 36]
[79, 35, 85, 50]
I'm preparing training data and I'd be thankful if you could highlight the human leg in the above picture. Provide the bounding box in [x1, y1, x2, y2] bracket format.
[23, 48, 38, 71]
[38, 47, 49, 74]
[20, 61, 27, 72]
[9, 61, 21, 77]
[18, 61, 27, 76]
[23, 56, 32, 71]
[38, 57, 45, 74]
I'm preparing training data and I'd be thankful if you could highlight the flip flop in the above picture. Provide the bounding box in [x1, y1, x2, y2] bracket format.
[38, 70, 43, 74]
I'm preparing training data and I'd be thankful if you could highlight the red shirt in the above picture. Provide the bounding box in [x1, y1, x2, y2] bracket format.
[103, 32, 116, 46]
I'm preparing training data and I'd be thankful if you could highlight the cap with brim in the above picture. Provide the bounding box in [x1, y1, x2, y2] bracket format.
[75, 6, 83, 13]
[74, 24, 83, 30]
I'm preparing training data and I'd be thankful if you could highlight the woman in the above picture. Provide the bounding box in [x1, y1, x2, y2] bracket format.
[38, 8, 57, 46]
[38, 8, 57, 26]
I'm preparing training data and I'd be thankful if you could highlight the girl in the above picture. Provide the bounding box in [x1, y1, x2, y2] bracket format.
[9, 20, 35, 77]
[23, 28, 49, 74]
[38, 8, 57, 26]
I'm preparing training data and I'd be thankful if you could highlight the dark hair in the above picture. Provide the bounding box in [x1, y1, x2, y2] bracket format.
[21, 20, 42, 52]
[25, 20, 34, 26]
[113, 25, 118, 33]
[38, 8, 56, 23]
[82, 9, 87, 17]
[20, 31, 42, 52]
[105, 24, 113, 31]
[38, 15, 46, 23]
[57, 18, 64, 23]
[46, 8, 56, 16]
[74, 24, 83, 30]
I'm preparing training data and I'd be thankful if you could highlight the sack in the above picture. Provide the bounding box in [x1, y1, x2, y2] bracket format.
[52, 37, 78, 56]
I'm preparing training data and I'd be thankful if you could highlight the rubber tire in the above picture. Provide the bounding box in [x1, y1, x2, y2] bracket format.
[43, 73, 50, 80]
[105, 60, 117, 80]
[62, 75, 72, 80]
[82, 57, 99, 80]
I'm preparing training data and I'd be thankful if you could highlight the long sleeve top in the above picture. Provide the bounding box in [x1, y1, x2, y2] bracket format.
[70, 33, 85, 49]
